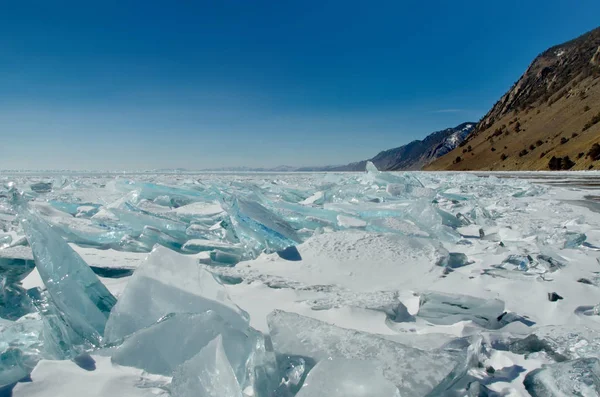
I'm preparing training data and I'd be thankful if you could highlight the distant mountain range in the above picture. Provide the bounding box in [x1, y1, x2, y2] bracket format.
[427, 26, 600, 171]
[199, 122, 475, 172]
[307, 122, 475, 171]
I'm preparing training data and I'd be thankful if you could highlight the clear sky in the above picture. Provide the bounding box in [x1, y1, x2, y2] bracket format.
[1, 1, 599, 170]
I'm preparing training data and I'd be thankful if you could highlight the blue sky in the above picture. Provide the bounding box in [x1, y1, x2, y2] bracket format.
[1, 1, 599, 170]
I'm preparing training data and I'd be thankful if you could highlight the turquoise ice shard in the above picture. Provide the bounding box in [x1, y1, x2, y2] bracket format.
[0, 315, 45, 387]
[27, 288, 92, 359]
[0, 246, 36, 320]
[104, 246, 249, 343]
[225, 197, 301, 253]
[425, 337, 485, 396]
[20, 208, 116, 346]
[523, 358, 600, 396]
[113, 180, 209, 206]
[564, 232, 587, 248]
[296, 359, 401, 397]
[101, 206, 188, 240]
[111, 311, 256, 380]
[267, 310, 459, 397]
[365, 161, 379, 174]
[404, 201, 460, 242]
[417, 292, 506, 329]
[137, 225, 184, 252]
[181, 239, 244, 255]
[29, 182, 52, 194]
[171, 335, 243, 397]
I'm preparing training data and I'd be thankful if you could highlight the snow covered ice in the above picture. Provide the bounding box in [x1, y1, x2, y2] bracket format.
[1, 165, 600, 395]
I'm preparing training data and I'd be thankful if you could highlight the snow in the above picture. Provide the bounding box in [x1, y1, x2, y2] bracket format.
[12, 355, 169, 397]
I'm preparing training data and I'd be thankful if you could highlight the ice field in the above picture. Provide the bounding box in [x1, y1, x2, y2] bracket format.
[1, 165, 600, 396]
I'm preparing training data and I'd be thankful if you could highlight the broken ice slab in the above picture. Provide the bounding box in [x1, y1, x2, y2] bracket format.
[27, 288, 93, 359]
[111, 311, 258, 381]
[417, 292, 529, 329]
[104, 246, 249, 343]
[168, 202, 225, 224]
[564, 232, 587, 248]
[267, 200, 339, 230]
[267, 310, 460, 397]
[364, 161, 425, 190]
[138, 226, 185, 252]
[296, 359, 400, 397]
[524, 358, 600, 397]
[403, 201, 461, 242]
[171, 335, 243, 397]
[501, 254, 536, 271]
[20, 209, 116, 346]
[112, 235, 153, 253]
[466, 205, 496, 227]
[425, 337, 485, 397]
[386, 183, 435, 199]
[181, 239, 244, 255]
[0, 248, 35, 318]
[436, 208, 464, 229]
[0, 314, 45, 388]
[28, 203, 127, 249]
[99, 206, 188, 241]
[225, 197, 301, 253]
[437, 252, 471, 269]
[29, 182, 52, 194]
[112, 180, 212, 207]
[48, 201, 100, 218]
[0, 246, 35, 282]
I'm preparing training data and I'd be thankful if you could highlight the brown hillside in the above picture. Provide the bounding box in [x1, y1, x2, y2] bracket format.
[427, 26, 600, 171]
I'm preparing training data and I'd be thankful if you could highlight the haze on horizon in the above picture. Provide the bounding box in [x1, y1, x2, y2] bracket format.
[1, 0, 599, 170]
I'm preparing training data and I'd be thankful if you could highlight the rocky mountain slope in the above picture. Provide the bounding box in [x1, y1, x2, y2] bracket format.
[427, 26, 600, 171]
[312, 122, 475, 171]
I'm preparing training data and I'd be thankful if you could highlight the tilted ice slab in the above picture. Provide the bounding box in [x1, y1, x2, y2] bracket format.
[104, 246, 249, 343]
[245, 230, 448, 291]
[20, 208, 117, 346]
[171, 335, 243, 397]
[296, 359, 400, 397]
[267, 310, 461, 396]
[111, 311, 258, 382]
[225, 197, 302, 253]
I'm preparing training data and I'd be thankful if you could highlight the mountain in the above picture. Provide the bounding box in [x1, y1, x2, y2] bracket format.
[427, 26, 600, 171]
[314, 122, 475, 171]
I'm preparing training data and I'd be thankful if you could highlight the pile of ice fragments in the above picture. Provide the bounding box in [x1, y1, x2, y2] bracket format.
[0, 163, 599, 396]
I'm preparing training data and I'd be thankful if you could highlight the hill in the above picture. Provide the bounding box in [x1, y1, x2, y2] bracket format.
[427, 26, 600, 171]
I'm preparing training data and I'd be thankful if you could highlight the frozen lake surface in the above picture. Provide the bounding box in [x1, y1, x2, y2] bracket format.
[1, 167, 600, 396]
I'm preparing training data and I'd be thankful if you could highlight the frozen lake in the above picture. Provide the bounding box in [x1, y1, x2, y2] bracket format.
[1, 168, 600, 396]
